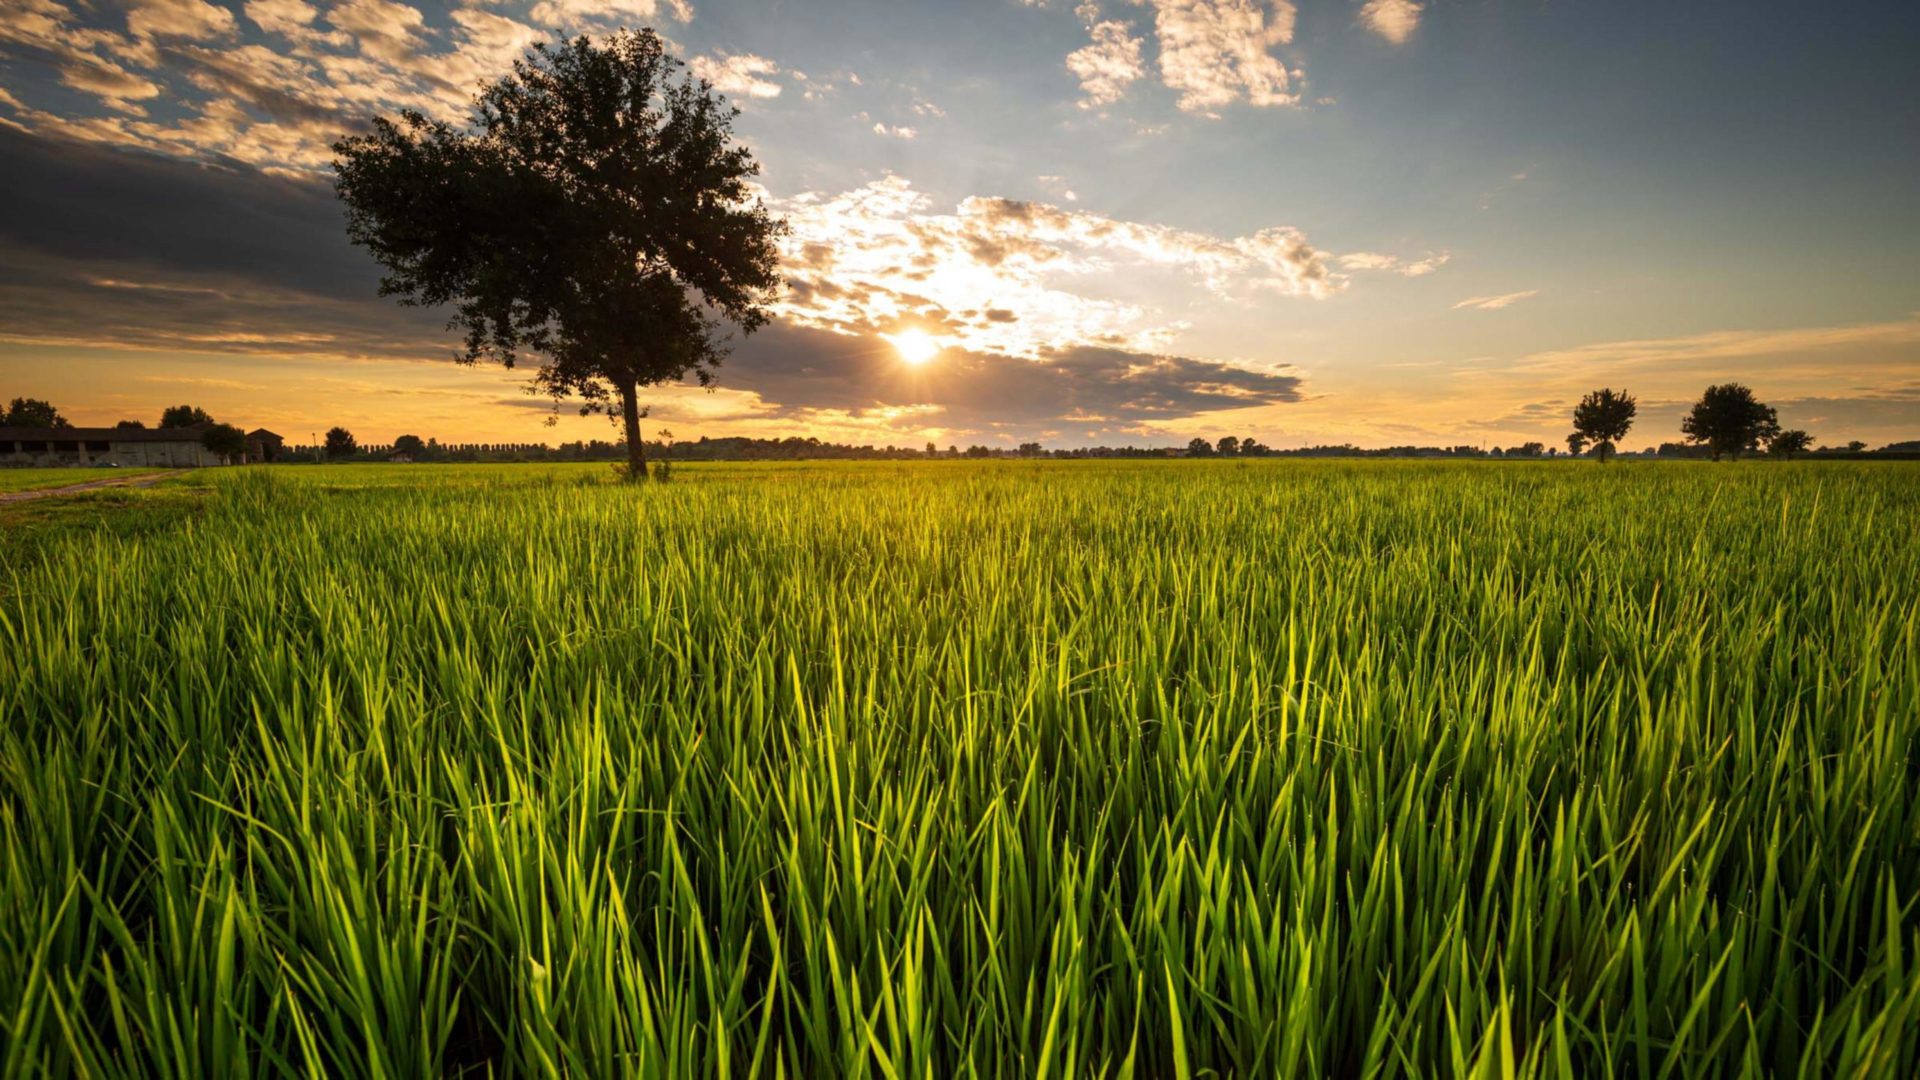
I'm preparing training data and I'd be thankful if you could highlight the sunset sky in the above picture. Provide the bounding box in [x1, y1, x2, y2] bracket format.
[2, 0, 1917, 449]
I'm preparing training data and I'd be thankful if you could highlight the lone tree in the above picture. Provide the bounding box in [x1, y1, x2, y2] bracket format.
[1570, 388, 1636, 463]
[1566, 432, 1588, 457]
[159, 405, 214, 429]
[324, 427, 358, 461]
[201, 423, 248, 464]
[392, 433, 428, 459]
[332, 29, 784, 482]
[1769, 429, 1813, 459]
[1682, 383, 1779, 460]
[4, 397, 68, 427]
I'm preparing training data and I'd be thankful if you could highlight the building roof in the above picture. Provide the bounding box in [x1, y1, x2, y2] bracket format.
[0, 424, 212, 443]
[247, 428, 283, 440]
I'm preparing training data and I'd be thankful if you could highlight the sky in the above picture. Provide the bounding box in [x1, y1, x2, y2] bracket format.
[2, 0, 1917, 450]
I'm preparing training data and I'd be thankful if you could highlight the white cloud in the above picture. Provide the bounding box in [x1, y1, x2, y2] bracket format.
[1453, 290, 1540, 311]
[1067, 20, 1145, 108]
[125, 0, 236, 40]
[689, 52, 784, 99]
[770, 176, 1346, 363]
[1339, 251, 1449, 276]
[527, 0, 694, 28]
[1142, 0, 1300, 114]
[1359, 0, 1422, 45]
[872, 122, 918, 139]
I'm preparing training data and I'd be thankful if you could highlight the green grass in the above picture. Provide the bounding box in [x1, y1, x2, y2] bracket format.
[2, 460, 1917, 1077]
[0, 467, 163, 494]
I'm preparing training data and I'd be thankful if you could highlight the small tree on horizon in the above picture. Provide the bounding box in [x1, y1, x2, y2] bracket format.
[115, 419, 146, 430]
[324, 427, 358, 461]
[1571, 388, 1636, 463]
[1187, 437, 1214, 457]
[1566, 432, 1587, 457]
[332, 29, 784, 483]
[1682, 383, 1779, 460]
[393, 434, 428, 459]
[1769, 429, 1813, 459]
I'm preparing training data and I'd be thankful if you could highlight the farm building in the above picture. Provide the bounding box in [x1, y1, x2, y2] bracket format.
[1, 424, 232, 467]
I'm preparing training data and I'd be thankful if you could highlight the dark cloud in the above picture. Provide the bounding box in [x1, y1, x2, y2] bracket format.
[0, 125, 372, 298]
[721, 320, 1302, 432]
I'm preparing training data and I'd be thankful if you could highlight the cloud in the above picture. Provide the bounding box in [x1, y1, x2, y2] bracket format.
[872, 122, 918, 139]
[124, 0, 236, 41]
[720, 320, 1304, 437]
[1511, 316, 1920, 374]
[1067, 20, 1145, 108]
[526, 0, 693, 28]
[1339, 251, 1449, 276]
[1358, 0, 1422, 45]
[1453, 290, 1539, 310]
[769, 176, 1349, 363]
[689, 52, 785, 100]
[1142, 0, 1300, 114]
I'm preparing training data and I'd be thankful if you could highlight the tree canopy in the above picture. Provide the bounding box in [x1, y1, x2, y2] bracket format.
[159, 405, 215, 429]
[324, 427, 358, 460]
[1682, 383, 1779, 460]
[1769, 429, 1813, 459]
[4, 397, 68, 427]
[201, 423, 247, 463]
[332, 29, 785, 481]
[1571, 388, 1636, 463]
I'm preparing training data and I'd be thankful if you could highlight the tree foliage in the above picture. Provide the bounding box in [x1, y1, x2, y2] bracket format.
[1769, 429, 1813, 459]
[324, 427, 358, 461]
[393, 434, 428, 458]
[159, 405, 215, 429]
[4, 397, 68, 427]
[1682, 383, 1779, 460]
[332, 29, 785, 481]
[201, 423, 248, 463]
[1571, 388, 1636, 463]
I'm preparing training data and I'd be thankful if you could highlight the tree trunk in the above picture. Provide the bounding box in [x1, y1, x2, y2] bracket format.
[619, 378, 650, 482]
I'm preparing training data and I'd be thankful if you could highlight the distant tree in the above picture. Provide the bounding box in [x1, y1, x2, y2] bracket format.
[159, 404, 215, 429]
[1216, 435, 1240, 456]
[965, 444, 990, 458]
[115, 419, 146, 430]
[1016, 441, 1043, 457]
[332, 29, 784, 483]
[925, 441, 937, 457]
[1517, 441, 1545, 457]
[1187, 437, 1214, 457]
[1682, 383, 1779, 460]
[4, 397, 68, 427]
[1566, 432, 1588, 457]
[1240, 437, 1266, 456]
[1768, 429, 1813, 459]
[324, 426, 358, 461]
[201, 423, 248, 464]
[393, 433, 428, 458]
[1846, 440, 1867, 453]
[1571, 388, 1636, 463]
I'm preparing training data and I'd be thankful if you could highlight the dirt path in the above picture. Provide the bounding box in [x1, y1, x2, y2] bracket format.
[0, 470, 187, 504]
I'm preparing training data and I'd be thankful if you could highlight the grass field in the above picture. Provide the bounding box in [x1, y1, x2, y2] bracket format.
[0, 466, 162, 494]
[2, 460, 1917, 1077]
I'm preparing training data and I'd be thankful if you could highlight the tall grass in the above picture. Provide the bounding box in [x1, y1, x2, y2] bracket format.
[2, 460, 1917, 1076]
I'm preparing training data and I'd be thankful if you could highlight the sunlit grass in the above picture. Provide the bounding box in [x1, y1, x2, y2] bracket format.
[0, 467, 164, 494]
[2, 459, 1917, 1076]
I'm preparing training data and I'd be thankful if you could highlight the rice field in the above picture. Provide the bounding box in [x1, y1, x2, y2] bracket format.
[2, 460, 1917, 1077]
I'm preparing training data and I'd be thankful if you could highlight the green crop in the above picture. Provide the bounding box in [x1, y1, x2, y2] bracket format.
[2, 460, 1916, 1077]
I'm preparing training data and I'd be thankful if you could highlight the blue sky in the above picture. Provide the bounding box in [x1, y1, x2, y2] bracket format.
[1, 0, 1916, 447]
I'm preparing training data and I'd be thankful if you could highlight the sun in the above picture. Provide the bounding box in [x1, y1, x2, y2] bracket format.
[888, 329, 944, 366]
